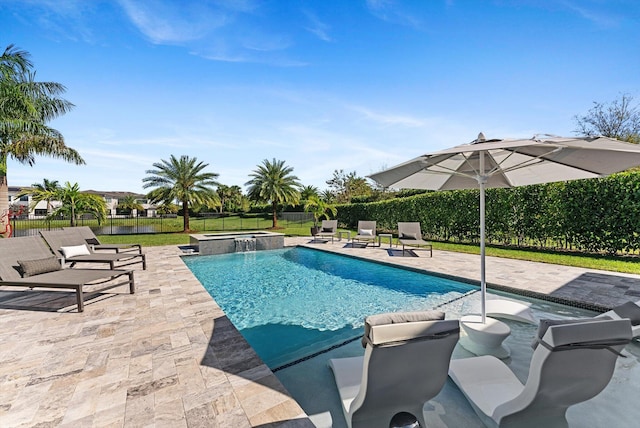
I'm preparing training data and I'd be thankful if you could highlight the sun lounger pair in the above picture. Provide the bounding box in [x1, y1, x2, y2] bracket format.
[64, 226, 142, 254]
[0, 235, 135, 312]
[329, 311, 631, 428]
[40, 229, 146, 270]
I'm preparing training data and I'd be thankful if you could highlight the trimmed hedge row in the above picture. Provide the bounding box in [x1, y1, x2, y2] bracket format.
[336, 171, 640, 254]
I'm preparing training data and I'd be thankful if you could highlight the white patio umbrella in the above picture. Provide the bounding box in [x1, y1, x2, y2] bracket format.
[369, 133, 640, 322]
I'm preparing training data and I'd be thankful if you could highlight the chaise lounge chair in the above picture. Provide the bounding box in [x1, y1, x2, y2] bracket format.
[329, 310, 460, 428]
[40, 229, 147, 270]
[0, 235, 135, 312]
[314, 219, 339, 242]
[449, 318, 632, 428]
[64, 226, 142, 254]
[351, 221, 377, 247]
[397, 222, 432, 257]
[596, 300, 640, 337]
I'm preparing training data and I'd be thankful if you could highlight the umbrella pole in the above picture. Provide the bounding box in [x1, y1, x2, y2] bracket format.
[479, 152, 487, 323]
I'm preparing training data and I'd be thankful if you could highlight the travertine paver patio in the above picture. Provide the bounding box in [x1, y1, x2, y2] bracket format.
[1, 236, 640, 428]
[0, 244, 312, 428]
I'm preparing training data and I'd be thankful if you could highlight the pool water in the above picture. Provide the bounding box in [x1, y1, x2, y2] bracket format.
[183, 247, 474, 368]
[184, 246, 640, 428]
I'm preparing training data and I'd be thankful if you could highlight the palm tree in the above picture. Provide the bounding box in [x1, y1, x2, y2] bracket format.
[216, 184, 245, 213]
[16, 178, 60, 214]
[117, 194, 144, 216]
[142, 155, 220, 232]
[300, 185, 319, 201]
[304, 194, 337, 231]
[0, 45, 84, 222]
[216, 184, 232, 213]
[49, 182, 107, 227]
[245, 158, 301, 229]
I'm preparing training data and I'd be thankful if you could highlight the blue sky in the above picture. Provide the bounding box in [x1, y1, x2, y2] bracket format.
[2, 0, 639, 194]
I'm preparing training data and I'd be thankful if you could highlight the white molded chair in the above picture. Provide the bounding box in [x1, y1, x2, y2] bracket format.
[449, 318, 632, 428]
[329, 311, 460, 428]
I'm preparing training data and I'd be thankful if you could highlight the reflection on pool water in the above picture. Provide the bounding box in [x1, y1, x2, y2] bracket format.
[183, 247, 474, 368]
[183, 246, 640, 428]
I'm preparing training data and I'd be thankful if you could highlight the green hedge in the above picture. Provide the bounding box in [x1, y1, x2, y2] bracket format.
[337, 171, 640, 254]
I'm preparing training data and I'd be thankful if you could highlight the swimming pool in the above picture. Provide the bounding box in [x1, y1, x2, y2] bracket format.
[184, 245, 640, 427]
[183, 246, 475, 368]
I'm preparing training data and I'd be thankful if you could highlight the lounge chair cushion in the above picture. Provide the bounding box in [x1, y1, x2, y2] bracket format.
[400, 232, 418, 240]
[322, 227, 334, 233]
[612, 301, 640, 326]
[531, 318, 607, 349]
[361, 310, 445, 347]
[358, 229, 373, 236]
[60, 244, 91, 258]
[18, 256, 62, 277]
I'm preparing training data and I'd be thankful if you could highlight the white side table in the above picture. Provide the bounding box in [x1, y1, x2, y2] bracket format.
[459, 315, 511, 359]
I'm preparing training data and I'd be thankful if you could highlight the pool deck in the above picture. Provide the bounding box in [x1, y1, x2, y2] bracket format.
[1, 237, 640, 427]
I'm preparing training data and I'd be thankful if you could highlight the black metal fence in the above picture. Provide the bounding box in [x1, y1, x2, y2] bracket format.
[9, 212, 314, 237]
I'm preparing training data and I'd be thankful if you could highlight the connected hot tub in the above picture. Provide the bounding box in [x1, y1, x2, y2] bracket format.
[189, 231, 285, 255]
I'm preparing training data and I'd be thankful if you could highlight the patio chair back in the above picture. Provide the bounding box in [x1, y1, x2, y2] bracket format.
[0, 236, 56, 281]
[351, 314, 459, 427]
[497, 318, 632, 426]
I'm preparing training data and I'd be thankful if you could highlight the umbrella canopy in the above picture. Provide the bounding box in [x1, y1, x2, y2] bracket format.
[369, 133, 640, 322]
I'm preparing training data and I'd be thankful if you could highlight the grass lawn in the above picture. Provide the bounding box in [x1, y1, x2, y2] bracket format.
[99, 225, 640, 275]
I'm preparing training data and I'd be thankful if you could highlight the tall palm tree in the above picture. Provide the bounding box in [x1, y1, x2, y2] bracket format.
[142, 155, 220, 232]
[0, 45, 84, 224]
[245, 158, 301, 228]
[49, 182, 107, 227]
[16, 178, 60, 214]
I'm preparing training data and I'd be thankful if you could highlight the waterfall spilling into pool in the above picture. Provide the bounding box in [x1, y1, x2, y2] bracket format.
[234, 237, 256, 252]
[188, 231, 284, 255]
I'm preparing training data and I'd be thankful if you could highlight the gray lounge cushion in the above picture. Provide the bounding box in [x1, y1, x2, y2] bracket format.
[531, 318, 610, 349]
[612, 301, 640, 326]
[18, 256, 62, 277]
[362, 310, 445, 347]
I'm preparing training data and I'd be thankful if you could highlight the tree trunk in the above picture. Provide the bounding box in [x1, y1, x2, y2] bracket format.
[183, 200, 189, 232]
[0, 174, 10, 237]
[272, 202, 278, 228]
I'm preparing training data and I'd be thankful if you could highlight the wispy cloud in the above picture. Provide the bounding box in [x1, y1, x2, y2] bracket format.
[365, 0, 424, 29]
[303, 10, 333, 42]
[560, 1, 623, 28]
[117, 0, 230, 44]
[350, 106, 426, 127]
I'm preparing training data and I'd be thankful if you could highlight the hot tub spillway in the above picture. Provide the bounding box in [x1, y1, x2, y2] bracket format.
[189, 231, 284, 255]
[235, 237, 256, 252]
